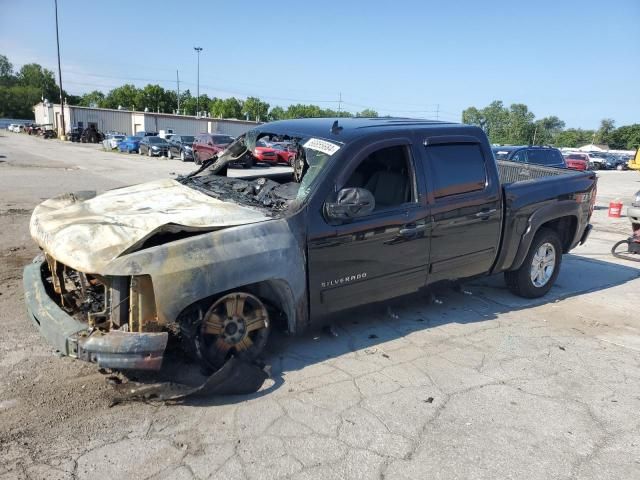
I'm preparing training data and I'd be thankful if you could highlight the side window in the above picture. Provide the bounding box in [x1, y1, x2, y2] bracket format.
[344, 145, 414, 210]
[512, 150, 527, 163]
[425, 143, 487, 198]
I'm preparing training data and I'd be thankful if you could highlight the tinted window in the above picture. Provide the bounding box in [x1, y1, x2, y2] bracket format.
[181, 135, 194, 143]
[527, 150, 556, 166]
[512, 150, 527, 163]
[426, 144, 487, 198]
[148, 137, 163, 144]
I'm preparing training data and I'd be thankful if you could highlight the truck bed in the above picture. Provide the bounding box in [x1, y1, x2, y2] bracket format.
[497, 160, 582, 185]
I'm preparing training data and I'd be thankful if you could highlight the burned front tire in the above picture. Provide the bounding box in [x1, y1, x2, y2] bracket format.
[505, 228, 562, 299]
[185, 292, 271, 370]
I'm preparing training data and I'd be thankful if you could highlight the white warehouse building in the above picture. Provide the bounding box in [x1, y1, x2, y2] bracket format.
[33, 102, 261, 138]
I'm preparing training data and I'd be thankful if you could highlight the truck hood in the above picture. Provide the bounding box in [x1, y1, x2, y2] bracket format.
[30, 178, 270, 273]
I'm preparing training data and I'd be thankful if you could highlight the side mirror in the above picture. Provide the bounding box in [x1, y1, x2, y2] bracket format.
[325, 187, 375, 221]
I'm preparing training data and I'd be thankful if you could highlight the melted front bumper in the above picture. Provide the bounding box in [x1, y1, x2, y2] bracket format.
[23, 260, 167, 370]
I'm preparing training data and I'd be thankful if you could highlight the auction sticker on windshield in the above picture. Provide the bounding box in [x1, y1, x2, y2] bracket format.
[303, 138, 341, 156]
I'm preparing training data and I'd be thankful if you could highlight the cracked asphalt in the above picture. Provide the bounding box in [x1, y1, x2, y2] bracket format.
[1, 132, 639, 479]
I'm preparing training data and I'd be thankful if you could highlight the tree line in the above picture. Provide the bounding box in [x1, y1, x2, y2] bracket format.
[0, 54, 378, 122]
[2, 54, 637, 149]
[463, 100, 639, 150]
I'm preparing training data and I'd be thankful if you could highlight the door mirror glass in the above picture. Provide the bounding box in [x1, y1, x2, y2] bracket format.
[325, 187, 375, 220]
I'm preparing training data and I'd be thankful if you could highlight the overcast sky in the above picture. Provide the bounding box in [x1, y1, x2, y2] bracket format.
[1, 0, 638, 129]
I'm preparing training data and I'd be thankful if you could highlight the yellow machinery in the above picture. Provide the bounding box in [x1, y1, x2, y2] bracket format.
[629, 148, 640, 170]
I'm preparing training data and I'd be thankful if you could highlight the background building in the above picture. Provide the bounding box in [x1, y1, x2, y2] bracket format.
[33, 103, 260, 137]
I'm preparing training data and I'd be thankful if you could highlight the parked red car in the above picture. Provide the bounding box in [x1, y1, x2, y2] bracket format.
[192, 133, 234, 165]
[253, 140, 279, 164]
[272, 143, 296, 165]
[564, 153, 589, 171]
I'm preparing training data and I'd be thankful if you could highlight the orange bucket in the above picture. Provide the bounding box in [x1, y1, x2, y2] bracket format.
[608, 200, 623, 218]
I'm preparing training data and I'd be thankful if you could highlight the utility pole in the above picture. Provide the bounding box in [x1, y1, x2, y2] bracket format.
[176, 69, 180, 114]
[194, 47, 203, 116]
[337, 92, 342, 117]
[54, 0, 66, 138]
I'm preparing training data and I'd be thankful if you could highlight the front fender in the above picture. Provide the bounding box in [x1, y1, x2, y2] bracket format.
[103, 219, 307, 333]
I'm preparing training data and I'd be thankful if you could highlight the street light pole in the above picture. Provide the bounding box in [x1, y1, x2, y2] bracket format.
[54, 0, 66, 138]
[194, 47, 203, 116]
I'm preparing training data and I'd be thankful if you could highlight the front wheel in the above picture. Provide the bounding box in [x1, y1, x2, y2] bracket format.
[180, 150, 186, 162]
[148, 148, 152, 157]
[504, 228, 562, 298]
[167, 149, 173, 159]
[184, 292, 271, 370]
[139, 147, 143, 155]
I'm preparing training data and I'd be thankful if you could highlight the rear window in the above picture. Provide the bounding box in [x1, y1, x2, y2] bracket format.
[566, 154, 586, 160]
[426, 144, 488, 198]
[527, 149, 560, 166]
[492, 149, 511, 160]
[213, 135, 234, 145]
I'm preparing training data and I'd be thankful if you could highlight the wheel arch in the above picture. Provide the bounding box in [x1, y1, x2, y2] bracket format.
[509, 201, 580, 271]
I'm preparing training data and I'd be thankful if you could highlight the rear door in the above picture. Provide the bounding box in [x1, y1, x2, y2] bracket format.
[421, 137, 502, 282]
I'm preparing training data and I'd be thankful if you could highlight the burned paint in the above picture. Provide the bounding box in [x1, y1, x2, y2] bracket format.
[29, 178, 270, 273]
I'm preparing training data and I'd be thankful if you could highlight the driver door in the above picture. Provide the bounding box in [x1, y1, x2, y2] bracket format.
[307, 141, 431, 317]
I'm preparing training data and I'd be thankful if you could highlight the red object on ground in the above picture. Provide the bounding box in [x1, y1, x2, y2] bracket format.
[608, 200, 623, 218]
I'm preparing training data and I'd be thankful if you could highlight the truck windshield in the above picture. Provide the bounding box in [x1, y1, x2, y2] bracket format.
[181, 129, 342, 212]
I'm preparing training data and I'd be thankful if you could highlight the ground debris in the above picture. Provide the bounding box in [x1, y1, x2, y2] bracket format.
[559, 346, 566, 351]
[108, 357, 269, 405]
[387, 306, 399, 320]
[323, 325, 338, 337]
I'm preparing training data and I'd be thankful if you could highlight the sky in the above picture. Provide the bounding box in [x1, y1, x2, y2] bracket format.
[1, 0, 638, 129]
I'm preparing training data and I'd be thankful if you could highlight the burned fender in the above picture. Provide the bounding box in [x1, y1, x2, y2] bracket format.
[102, 218, 308, 334]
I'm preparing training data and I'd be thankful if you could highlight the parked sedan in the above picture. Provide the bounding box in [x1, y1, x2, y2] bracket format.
[272, 143, 296, 165]
[118, 136, 141, 153]
[139, 136, 170, 157]
[103, 133, 126, 150]
[253, 140, 279, 165]
[192, 133, 234, 165]
[563, 153, 589, 171]
[167, 135, 195, 161]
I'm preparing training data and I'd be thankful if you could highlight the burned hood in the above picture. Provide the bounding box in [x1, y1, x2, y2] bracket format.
[30, 178, 270, 272]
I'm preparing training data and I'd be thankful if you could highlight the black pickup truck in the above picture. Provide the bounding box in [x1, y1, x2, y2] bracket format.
[24, 118, 597, 371]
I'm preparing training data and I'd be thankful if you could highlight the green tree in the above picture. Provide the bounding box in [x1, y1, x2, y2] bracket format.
[607, 124, 640, 150]
[17, 63, 58, 101]
[356, 108, 378, 118]
[552, 128, 595, 148]
[211, 97, 243, 119]
[596, 118, 616, 145]
[135, 84, 176, 113]
[269, 106, 286, 121]
[0, 54, 14, 86]
[103, 84, 140, 110]
[532, 116, 565, 145]
[79, 90, 105, 107]
[242, 96, 270, 121]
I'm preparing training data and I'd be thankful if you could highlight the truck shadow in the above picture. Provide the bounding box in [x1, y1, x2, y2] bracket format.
[180, 253, 639, 406]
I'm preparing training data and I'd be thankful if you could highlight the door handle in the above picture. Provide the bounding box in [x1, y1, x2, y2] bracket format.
[474, 208, 497, 218]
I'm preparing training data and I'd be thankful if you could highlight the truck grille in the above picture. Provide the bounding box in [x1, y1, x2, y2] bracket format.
[42, 256, 128, 328]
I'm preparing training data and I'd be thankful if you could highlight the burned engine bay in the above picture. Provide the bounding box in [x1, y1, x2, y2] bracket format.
[180, 175, 301, 215]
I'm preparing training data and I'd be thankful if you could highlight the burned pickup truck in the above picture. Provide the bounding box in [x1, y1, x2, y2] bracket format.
[24, 118, 597, 371]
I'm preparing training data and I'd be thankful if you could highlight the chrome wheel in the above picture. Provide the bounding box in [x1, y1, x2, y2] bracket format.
[180, 150, 186, 161]
[530, 242, 556, 288]
[199, 292, 270, 368]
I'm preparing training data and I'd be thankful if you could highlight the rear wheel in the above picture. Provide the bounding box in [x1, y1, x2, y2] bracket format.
[505, 228, 562, 298]
[167, 149, 173, 159]
[180, 150, 186, 162]
[148, 148, 152, 157]
[194, 152, 201, 165]
[139, 147, 143, 155]
[193, 292, 270, 369]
